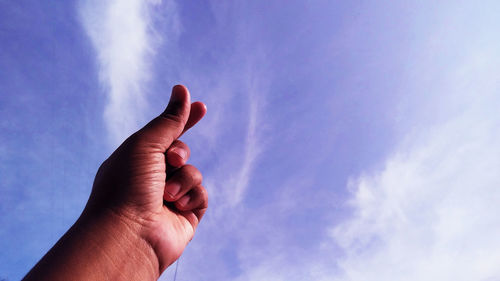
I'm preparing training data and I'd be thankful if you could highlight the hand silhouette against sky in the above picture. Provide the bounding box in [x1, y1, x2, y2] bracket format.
[24, 85, 208, 280]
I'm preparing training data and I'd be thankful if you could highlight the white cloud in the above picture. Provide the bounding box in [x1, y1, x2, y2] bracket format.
[332, 114, 500, 280]
[228, 80, 263, 206]
[78, 0, 178, 146]
[331, 41, 500, 281]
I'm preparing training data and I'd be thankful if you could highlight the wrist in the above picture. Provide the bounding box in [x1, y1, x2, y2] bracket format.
[76, 207, 161, 280]
[23, 207, 161, 281]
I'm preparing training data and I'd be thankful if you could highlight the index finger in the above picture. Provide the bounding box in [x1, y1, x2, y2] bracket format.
[180, 101, 207, 137]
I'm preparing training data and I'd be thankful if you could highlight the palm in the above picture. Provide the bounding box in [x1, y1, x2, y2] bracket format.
[157, 207, 196, 258]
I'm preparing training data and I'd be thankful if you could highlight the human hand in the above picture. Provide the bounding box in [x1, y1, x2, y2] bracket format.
[84, 85, 208, 272]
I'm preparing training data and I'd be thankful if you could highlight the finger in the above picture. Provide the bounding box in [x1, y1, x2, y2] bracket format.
[181, 101, 207, 137]
[175, 185, 208, 217]
[166, 140, 190, 168]
[175, 185, 208, 229]
[135, 85, 191, 151]
[163, 165, 202, 201]
[175, 185, 208, 230]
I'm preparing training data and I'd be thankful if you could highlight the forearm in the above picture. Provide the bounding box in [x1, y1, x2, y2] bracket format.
[23, 209, 159, 281]
[23, 85, 207, 280]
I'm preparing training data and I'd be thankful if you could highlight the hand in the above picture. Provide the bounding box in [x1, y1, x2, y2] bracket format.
[85, 85, 208, 272]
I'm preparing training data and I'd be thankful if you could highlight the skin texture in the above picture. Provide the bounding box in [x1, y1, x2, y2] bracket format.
[23, 85, 208, 280]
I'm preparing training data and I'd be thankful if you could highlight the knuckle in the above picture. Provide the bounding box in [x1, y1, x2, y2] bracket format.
[194, 185, 208, 209]
[198, 185, 208, 201]
[182, 164, 203, 184]
[169, 140, 190, 156]
[160, 112, 184, 125]
[170, 139, 185, 147]
[129, 127, 174, 152]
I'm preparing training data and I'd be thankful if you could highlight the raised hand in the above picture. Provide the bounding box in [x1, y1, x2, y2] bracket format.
[23, 85, 208, 280]
[87, 85, 208, 271]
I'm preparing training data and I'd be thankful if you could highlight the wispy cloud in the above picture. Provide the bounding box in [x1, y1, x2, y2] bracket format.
[228, 74, 264, 206]
[331, 22, 500, 281]
[332, 104, 500, 280]
[78, 0, 177, 146]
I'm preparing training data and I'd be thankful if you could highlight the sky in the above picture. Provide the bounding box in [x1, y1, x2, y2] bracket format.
[1, 1, 500, 280]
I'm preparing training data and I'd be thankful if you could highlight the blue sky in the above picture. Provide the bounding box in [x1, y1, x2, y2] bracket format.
[1, 1, 500, 280]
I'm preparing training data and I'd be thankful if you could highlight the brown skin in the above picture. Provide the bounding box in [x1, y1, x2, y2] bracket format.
[23, 85, 208, 280]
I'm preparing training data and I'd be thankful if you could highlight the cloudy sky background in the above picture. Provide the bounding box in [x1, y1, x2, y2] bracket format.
[1, 1, 500, 280]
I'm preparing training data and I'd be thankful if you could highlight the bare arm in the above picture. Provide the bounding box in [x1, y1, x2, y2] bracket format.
[23, 85, 208, 280]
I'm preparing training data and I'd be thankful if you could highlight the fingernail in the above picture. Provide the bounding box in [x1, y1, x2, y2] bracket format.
[163, 85, 187, 117]
[178, 195, 190, 207]
[165, 182, 181, 197]
[171, 147, 186, 160]
[170, 85, 185, 102]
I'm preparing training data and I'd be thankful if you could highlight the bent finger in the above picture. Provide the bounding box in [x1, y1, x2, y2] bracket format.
[176, 185, 208, 229]
[166, 140, 190, 168]
[163, 165, 202, 201]
[175, 185, 208, 213]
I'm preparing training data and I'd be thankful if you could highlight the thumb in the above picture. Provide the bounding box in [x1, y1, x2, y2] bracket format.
[135, 85, 191, 151]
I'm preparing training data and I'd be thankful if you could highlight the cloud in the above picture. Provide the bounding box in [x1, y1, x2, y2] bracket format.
[212, 3, 500, 280]
[330, 43, 500, 281]
[78, 0, 178, 147]
[332, 117, 500, 280]
[226, 74, 263, 206]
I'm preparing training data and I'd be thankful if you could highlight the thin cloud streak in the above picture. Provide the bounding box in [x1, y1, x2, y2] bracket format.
[230, 87, 262, 206]
[78, 0, 164, 147]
